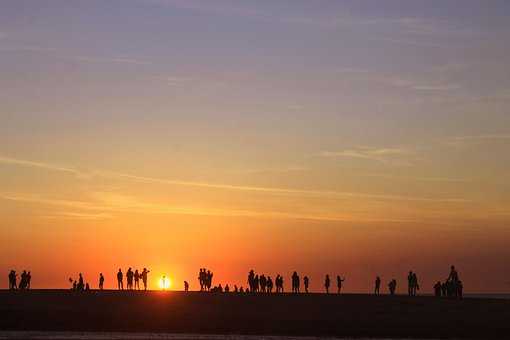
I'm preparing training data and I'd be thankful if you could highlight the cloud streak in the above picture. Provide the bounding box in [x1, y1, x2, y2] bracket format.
[319, 147, 415, 166]
[0, 155, 468, 203]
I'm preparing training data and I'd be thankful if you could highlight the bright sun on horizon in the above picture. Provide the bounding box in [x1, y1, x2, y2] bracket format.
[159, 276, 171, 290]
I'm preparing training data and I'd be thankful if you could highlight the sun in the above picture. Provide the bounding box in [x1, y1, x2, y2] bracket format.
[159, 276, 171, 290]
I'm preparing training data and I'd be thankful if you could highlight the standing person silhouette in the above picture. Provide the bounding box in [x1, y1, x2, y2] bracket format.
[141, 268, 150, 290]
[184, 281, 189, 292]
[134, 269, 140, 290]
[375, 276, 381, 295]
[324, 275, 330, 294]
[407, 271, 414, 296]
[303, 276, 309, 293]
[99, 273, 104, 290]
[336, 275, 345, 294]
[117, 269, 123, 290]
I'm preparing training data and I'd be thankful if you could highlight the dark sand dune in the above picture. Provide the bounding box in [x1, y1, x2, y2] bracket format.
[0, 290, 509, 338]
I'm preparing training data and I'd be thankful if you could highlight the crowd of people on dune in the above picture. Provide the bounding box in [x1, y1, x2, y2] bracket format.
[7, 265, 463, 299]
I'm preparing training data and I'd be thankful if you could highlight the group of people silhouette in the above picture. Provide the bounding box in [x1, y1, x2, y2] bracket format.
[246, 270, 276, 293]
[69, 273, 90, 291]
[8, 270, 31, 290]
[117, 268, 150, 290]
[407, 271, 420, 296]
[198, 268, 213, 291]
[434, 265, 463, 298]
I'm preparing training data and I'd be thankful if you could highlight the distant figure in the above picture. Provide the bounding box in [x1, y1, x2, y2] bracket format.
[448, 265, 459, 283]
[434, 281, 442, 297]
[99, 273, 105, 290]
[85, 283, 90, 291]
[407, 271, 414, 296]
[336, 275, 345, 294]
[19, 270, 28, 290]
[134, 269, 140, 290]
[117, 269, 123, 290]
[303, 276, 309, 293]
[267, 276, 273, 293]
[126, 267, 134, 290]
[446, 265, 462, 298]
[8, 270, 17, 290]
[389, 279, 397, 295]
[292, 271, 300, 293]
[411, 272, 419, 296]
[375, 276, 381, 295]
[161, 275, 167, 290]
[325, 275, 330, 294]
[26, 271, 31, 289]
[184, 280, 189, 292]
[141, 268, 150, 290]
[77, 273, 85, 291]
[225, 284, 230, 293]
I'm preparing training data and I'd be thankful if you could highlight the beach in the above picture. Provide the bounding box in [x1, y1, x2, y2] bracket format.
[0, 290, 508, 339]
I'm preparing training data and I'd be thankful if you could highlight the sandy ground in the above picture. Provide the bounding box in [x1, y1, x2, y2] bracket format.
[0, 290, 508, 338]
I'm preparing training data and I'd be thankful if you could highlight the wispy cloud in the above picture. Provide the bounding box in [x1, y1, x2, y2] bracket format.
[363, 173, 470, 183]
[73, 56, 151, 65]
[0, 156, 86, 177]
[0, 191, 463, 225]
[444, 134, 510, 147]
[0, 155, 467, 203]
[319, 147, 415, 166]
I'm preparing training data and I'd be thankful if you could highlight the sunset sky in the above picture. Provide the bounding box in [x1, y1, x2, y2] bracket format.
[1, 0, 509, 292]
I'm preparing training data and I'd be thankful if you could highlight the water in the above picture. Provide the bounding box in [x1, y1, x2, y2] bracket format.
[0, 333, 439, 340]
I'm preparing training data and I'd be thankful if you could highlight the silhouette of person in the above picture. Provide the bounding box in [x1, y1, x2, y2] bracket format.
[336, 275, 345, 294]
[267, 276, 273, 293]
[389, 279, 397, 295]
[78, 273, 85, 291]
[304, 276, 309, 293]
[99, 273, 104, 290]
[292, 271, 299, 293]
[117, 269, 123, 290]
[134, 269, 140, 290]
[19, 270, 27, 290]
[325, 275, 330, 294]
[26, 271, 31, 290]
[375, 276, 381, 295]
[126, 267, 134, 290]
[434, 281, 442, 297]
[407, 271, 414, 296]
[85, 283, 90, 291]
[141, 268, 150, 290]
[411, 272, 419, 296]
[8, 270, 17, 290]
[184, 280, 189, 292]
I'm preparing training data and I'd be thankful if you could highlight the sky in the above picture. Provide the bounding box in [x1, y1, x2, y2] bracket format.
[1, 0, 509, 292]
